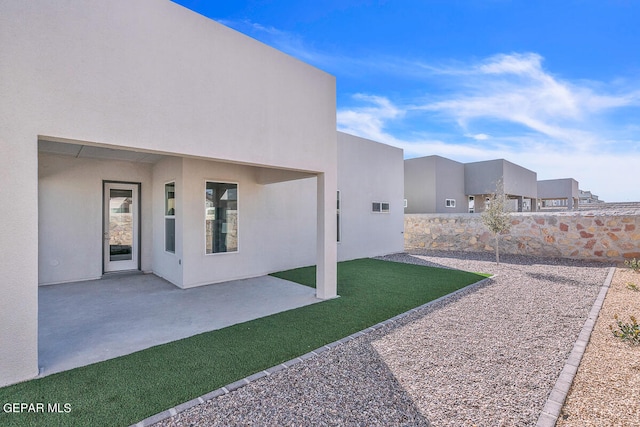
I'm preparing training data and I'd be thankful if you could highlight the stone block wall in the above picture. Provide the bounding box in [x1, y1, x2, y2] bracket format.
[404, 211, 640, 262]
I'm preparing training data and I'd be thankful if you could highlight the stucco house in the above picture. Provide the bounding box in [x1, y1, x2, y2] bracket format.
[538, 178, 580, 210]
[337, 132, 405, 259]
[464, 159, 538, 213]
[404, 156, 467, 214]
[1, 1, 403, 387]
[404, 156, 539, 214]
[579, 189, 604, 205]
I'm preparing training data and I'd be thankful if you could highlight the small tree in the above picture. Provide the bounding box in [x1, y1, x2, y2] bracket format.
[481, 180, 512, 265]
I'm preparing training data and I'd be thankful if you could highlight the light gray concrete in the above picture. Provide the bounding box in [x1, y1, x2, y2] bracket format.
[38, 273, 322, 376]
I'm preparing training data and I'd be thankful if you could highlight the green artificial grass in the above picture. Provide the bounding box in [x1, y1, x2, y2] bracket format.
[0, 258, 485, 427]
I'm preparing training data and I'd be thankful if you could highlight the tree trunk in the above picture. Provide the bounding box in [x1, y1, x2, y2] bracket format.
[495, 234, 500, 265]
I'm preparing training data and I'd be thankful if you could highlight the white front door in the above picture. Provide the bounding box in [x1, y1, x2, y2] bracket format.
[104, 182, 139, 272]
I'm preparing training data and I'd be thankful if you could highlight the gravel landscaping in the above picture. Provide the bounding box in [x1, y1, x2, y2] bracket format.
[154, 251, 611, 427]
[557, 267, 640, 426]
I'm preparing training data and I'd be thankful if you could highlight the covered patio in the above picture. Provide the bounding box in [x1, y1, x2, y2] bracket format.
[38, 273, 321, 376]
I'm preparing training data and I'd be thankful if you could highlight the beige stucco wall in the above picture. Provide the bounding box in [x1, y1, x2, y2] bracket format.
[180, 158, 318, 288]
[0, 0, 337, 386]
[405, 212, 640, 261]
[2, 1, 336, 172]
[0, 132, 38, 386]
[38, 153, 154, 285]
[337, 132, 405, 260]
[38, 152, 321, 289]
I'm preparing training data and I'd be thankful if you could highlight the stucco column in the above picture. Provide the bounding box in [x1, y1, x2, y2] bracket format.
[316, 172, 337, 299]
[0, 132, 39, 386]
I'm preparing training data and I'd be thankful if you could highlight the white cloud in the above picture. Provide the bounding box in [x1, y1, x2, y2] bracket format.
[202, 22, 640, 202]
[337, 94, 404, 143]
[337, 53, 640, 201]
[465, 133, 490, 141]
[477, 52, 545, 77]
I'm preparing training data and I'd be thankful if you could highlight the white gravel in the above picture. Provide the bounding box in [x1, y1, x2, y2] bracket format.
[155, 251, 610, 427]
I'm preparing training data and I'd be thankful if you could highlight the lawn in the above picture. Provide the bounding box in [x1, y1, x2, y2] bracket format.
[0, 258, 485, 427]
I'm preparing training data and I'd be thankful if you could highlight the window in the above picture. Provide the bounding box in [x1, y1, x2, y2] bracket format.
[205, 182, 238, 254]
[372, 201, 390, 213]
[445, 199, 456, 208]
[403, 199, 408, 208]
[165, 182, 175, 253]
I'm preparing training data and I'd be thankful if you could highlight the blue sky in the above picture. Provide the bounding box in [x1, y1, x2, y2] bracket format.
[173, 0, 640, 202]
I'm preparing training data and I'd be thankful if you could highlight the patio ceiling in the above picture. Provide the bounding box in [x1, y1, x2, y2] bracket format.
[38, 139, 317, 184]
[38, 139, 167, 164]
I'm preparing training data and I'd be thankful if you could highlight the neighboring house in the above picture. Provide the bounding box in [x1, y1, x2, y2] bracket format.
[405, 156, 539, 213]
[579, 189, 605, 205]
[0, 1, 403, 387]
[464, 159, 538, 213]
[337, 132, 405, 260]
[538, 178, 580, 210]
[404, 156, 467, 214]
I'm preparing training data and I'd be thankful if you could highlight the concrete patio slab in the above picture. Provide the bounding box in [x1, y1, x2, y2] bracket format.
[38, 273, 322, 376]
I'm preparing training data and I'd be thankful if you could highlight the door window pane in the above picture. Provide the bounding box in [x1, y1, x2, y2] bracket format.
[165, 183, 175, 216]
[109, 189, 133, 261]
[165, 218, 175, 253]
[205, 182, 238, 253]
[165, 182, 175, 253]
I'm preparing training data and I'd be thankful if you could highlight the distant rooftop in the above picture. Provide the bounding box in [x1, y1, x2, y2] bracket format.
[578, 201, 640, 211]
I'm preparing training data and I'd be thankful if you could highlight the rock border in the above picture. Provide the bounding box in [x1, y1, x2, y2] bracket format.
[131, 275, 494, 427]
[536, 266, 616, 427]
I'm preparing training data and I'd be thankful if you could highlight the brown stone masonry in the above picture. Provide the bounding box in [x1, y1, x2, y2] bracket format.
[404, 210, 640, 262]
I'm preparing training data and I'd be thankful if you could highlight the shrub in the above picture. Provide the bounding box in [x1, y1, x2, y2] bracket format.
[610, 314, 640, 345]
[625, 258, 640, 273]
[627, 282, 640, 292]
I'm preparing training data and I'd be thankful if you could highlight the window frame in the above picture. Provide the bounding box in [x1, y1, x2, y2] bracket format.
[372, 201, 390, 214]
[445, 198, 456, 208]
[164, 181, 176, 254]
[204, 180, 239, 255]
